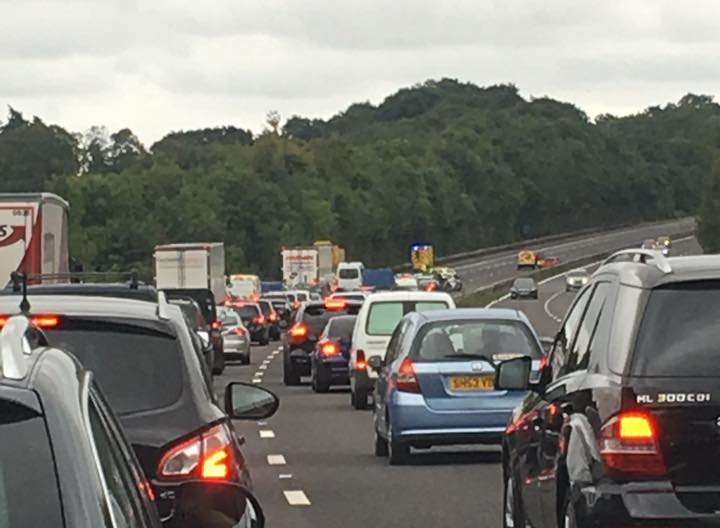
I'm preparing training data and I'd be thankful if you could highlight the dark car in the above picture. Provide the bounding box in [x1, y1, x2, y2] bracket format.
[258, 299, 281, 341]
[500, 250, 720, 528]
[267, 297, 292, 326]
[283, 298, 363, 385]
[510, 277, 538, 299]
[0, 292, 279, 523]
[310, 315, 356, 393]
[232, 302, 270, 345]
[169, 297, 217, 374]
[163, 288, 225, 375]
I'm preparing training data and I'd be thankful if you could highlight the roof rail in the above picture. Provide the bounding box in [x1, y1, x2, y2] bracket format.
[9, 270, 141, 292]
[602, 249, 672, 274]
[157, 291, 172, 320]
[0, 316, 32, 380]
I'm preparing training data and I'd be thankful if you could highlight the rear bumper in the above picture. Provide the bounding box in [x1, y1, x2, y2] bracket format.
[315, 357, 350, 383]
[577, 480, 720, 526]
[289, 348, 311, 375]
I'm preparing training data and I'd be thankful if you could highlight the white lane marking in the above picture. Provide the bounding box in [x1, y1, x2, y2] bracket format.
[276, 347, 283, 352]
[262, 360, 271, 365]
[267, 454, 287, 465]
[279, 474, 293, 479]
[284, 490, 311, 506]
[486, 293, 510, 308]
[257, 420, 267, 426]
[259, 430, 275, 439]
[252, 378, 262, 384]
[544, 291, 564, 323]
[258, 365, 267, 370]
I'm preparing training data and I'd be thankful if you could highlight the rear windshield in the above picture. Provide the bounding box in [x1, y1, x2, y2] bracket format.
[165, 290, 216, 323]
[366, 301, 449, 336]
[413, 320, 542, 362]
[174, 302, 206, 329]
[296, 293, 308, 302]
[302, 305, 361, 335]
[0, 401, 63, 527]
[327, 317, 356, 339]
[46, 320, 184, 414]
[338, 268, 359, 279]
[219, 310, 239, 326]
[632, 282, 720, 377]
[258, 302, 272, 315]
[236, 305, 260, 319]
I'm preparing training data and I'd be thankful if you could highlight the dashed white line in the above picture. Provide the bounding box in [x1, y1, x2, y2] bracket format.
[284, 490, 311, 506]
[279, 474, 293, 480]
[258, 365, 267, 370]
[259, 430, 275, 439]
[252, 378, 262, 384]
[544, 291, 564, 323]
[267, 454, 287, 465]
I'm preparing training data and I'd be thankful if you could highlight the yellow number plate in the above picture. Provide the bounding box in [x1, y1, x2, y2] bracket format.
[449, 375, 494, 391]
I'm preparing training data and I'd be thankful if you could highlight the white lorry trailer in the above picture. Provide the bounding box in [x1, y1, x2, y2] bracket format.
[154, 242, 226, 303]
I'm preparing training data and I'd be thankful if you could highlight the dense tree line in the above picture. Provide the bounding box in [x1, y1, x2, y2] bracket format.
[1, 79, 719, 278]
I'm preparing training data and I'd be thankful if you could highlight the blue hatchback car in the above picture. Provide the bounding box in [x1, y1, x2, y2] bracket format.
[370, 308, 544, 464]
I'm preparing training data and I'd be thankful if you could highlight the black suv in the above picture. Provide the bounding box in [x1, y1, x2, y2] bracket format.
[499, 250, 720, 528]
[233, 302, 271, 345]
[0, 292, 279, 523]
[283, 299, 363, 385]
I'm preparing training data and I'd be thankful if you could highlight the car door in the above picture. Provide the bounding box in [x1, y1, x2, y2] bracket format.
[374, 319, 410, 435]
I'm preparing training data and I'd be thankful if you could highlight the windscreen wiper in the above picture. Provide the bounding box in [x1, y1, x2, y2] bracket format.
[442, 353, 496, 366]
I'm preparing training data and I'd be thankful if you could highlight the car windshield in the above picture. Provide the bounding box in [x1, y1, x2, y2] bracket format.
[338, 268, 359, 279]
[413, 320, 542, 362]
[366, 301, 449, 335]
[45, 320, 184, 414]
[228, 280, 255, 297]
[632, 282, 720, 377]
[236, 305, 260, 319]
[514, 278, 535, 288]
[0, 401, 64, 527]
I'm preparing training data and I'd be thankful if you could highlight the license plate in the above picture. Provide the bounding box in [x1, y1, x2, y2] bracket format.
[449, 375, 494, 391]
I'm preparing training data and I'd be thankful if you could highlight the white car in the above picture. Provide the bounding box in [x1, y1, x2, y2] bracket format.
[336, 261, 364, 291]
[394, 274, 419, 291]
[348, 290, 455, 409]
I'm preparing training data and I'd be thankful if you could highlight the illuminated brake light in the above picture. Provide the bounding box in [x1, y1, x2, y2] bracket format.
[0, 315, 58, 328]
[619, 415, 654, 439]
[320, 341, 340, 357]
[157, 424, 234, 481]
[356, 349, 367, 370]
[0, 316, 8, 328]
[234, 326, 248, 337]
[288, 323, 308, 338]
[324, 298, 347, 310]
[395, 357, 421, 393]
[201, 449, 230, 479]
[599, 412, 665, 478]
[211, 320, 222, 330]
[254, 315, 266, 325]
[269, 312, 278, 322]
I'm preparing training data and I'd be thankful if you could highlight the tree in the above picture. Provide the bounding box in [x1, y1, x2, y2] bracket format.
[698, 159, 720, 253]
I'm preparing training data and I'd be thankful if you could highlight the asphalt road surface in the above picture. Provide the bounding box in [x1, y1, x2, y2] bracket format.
[214, 235, 702, 527]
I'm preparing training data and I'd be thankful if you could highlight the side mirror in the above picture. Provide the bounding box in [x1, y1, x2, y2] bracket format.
[367, 355, 384, 372]
[495, 356, 532, 391]
[224, 383, 279, 420]
[167, 481, 264, 528]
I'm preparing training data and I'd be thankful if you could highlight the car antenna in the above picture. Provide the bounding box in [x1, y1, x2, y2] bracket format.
[11, 272, 31, 314]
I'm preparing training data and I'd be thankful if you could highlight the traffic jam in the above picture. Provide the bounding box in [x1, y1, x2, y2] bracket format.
[0, 192, 717, 528]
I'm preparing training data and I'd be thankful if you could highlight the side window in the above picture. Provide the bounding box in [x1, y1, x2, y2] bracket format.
[385, 321, 407, 364]
[568, 282, 611, 372]
[551, 285, 592, 380]
[88, 397, 145, 528]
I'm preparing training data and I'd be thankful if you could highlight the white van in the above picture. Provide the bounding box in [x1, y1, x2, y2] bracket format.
[336, 261, 364, 291]
[348, 290, 455, 409]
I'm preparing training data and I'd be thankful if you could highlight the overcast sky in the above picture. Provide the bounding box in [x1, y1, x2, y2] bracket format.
[2, 0, 720, 144]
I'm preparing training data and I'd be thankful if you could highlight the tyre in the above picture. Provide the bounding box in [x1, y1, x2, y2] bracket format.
[561, 491, 585, 528]
[388, 425, 409, 465]
[353, 387, 369, 410]
[283, 354, 300, 385]
[502, 471, 527, 528]
[260, 331, 270, 346]
[374, 429, 389, 457]
[212, 351, 225, 375]
[241, 353, 250, 365]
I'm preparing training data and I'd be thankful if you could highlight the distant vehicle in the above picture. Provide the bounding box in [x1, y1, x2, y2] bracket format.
[348, 290, 455, 410]
[257, 299, 281, 341]
[336, 261, 364, 291]
[410, 243, 434, 272]
[536, 253, 561, 268]
[154, 242, 226, 304]
[314, 240, 346, 280]
[657, 235, 672, 255]
[232, 302, 270, 345]
[265, 296, 292, 326]
[218, 306, 251, 364]
[0, 193, 69, 287]
[516, 249, 537, 270]
[362, 267, 395, 291]
[415, 274, 441, 292]
[433, 266, 463, 292]
[394, 273, 419, 291]
[310, 315, 357, 393]
[641, 238, 659, 250]
[565, 267, 589, 292]
[281, 241, 345, 288]
[371, 308, 544, 464]
[510, 277, 538, 299]
[227, 273, 261, 300]
[261, 280, 284, 294]
[283, 298, 364, 385]
[169, 296, 219, 374]
[328, 291, 368, 303]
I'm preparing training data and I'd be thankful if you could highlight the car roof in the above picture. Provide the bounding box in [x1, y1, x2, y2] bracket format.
[414, 308, 527, 323]
[0, 294, 163, 322]
[364, 290, 453, 302]
[0, 283, 158, 302]
[596, 254, 720, 288]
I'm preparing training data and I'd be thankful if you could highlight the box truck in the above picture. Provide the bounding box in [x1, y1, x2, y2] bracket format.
[154, 242, 226, 303]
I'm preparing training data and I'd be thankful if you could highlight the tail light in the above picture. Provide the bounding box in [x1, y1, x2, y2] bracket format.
[253, 315, 266, 325]
[599, 412, 666, 479]
[234, 327, 248, 337]
[425, 282, 437, 292]
[320, 341, 340, 357]
[269, 312, 278, 323]
[325, 298, 346, 310]
[395, 357, 421, 393]
[356, 349, 367, 370]
[157, 424, 235, 481]
[211, 320, 222, 331]
[0, 315, 59, 328]
[288, 323, 309, 344]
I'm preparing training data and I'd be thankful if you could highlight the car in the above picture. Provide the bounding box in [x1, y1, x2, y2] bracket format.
[657, 235, 672, 255]
[258, 299, 282, 341]
[218, 306, 252, 364]
[336, 261, 364, 291]
[394, 273, 419, 291]
[169, 296, 218, 373]
[348, 290, 455, 410]
[510, 277, 538, 299]
[310, 315, 357, 392]
[328, 291, 368, 303]
[565, 267, 589, 292]
[266, 297, 293, 326]
[0, 290, 279, 522]
[232, 301, 271, 345]
[500, 249, 720, 528]
[163, 288, 225, 375]
[370, 308, 545, 464]
[517, 249, 538, 270]
[227, 273, 261, 301]
[415, 274, 441, 292]
[283, 298, 364, 385]
[536, 254, 561, 268]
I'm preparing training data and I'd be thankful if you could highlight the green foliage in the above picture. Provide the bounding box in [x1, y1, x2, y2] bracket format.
[4, 79, 720, 277]
[698, 158, 720, 253]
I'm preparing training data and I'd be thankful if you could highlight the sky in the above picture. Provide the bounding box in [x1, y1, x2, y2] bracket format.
[2, 0, 720, 145]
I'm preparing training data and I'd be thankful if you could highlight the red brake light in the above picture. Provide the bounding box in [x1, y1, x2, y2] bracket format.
[0, 316, 9, 328]
[356, 349, 367, 370]
[599, 412, 665, 479]
[425, 282, 437, 291]
[211, 320, 221, 330]
[157, 424, 234, 481]
[254, 315, 266, 325]
[320, 341, 340, 357]
[201, 449, 230, 479]
[395, 357, 421, 393]
[269, 312, 278, 322]
[539, 355, 548, 371]
[234, 326, 248, 337]
[289, 323, 308, 337]
[324, 298, 347, 310]
[0, 315, 58, 328]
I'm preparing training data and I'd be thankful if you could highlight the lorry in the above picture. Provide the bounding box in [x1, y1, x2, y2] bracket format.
[314, 240, 346, 279]
[410, 243, 434, 272]
[281, 241, 345, 287]
[227, 273, 261, 300]
[154, 242, 226, 304]
[0, 193, 70, 287]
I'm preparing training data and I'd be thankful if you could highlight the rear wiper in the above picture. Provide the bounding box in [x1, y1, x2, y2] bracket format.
[442, 354, 496, 366]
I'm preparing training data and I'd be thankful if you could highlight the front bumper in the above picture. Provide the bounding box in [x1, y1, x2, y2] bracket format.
[577, 480, 720, 527]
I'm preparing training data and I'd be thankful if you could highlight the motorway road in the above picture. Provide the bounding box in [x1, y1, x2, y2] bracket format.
[456, 218, 695, 294]
[214, 235, 702, 528]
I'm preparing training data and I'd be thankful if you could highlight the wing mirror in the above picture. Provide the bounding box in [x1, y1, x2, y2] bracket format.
[224, 382, 279, 420]
[494, 356, 532, 391]
[367, 355, 384, 372]
[165, 481, 264, 527]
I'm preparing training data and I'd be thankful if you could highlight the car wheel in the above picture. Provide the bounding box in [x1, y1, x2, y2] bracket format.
[241, 352, 251, 365]
[260, 333, 270, 346]
[503, 470, 527, 528]
[374, 429, 389, 457]
[388, 425, 409, 465]
[283, 354, 300, 386]
[561, 492, 585, 528]
[353, 387, 368, 410]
